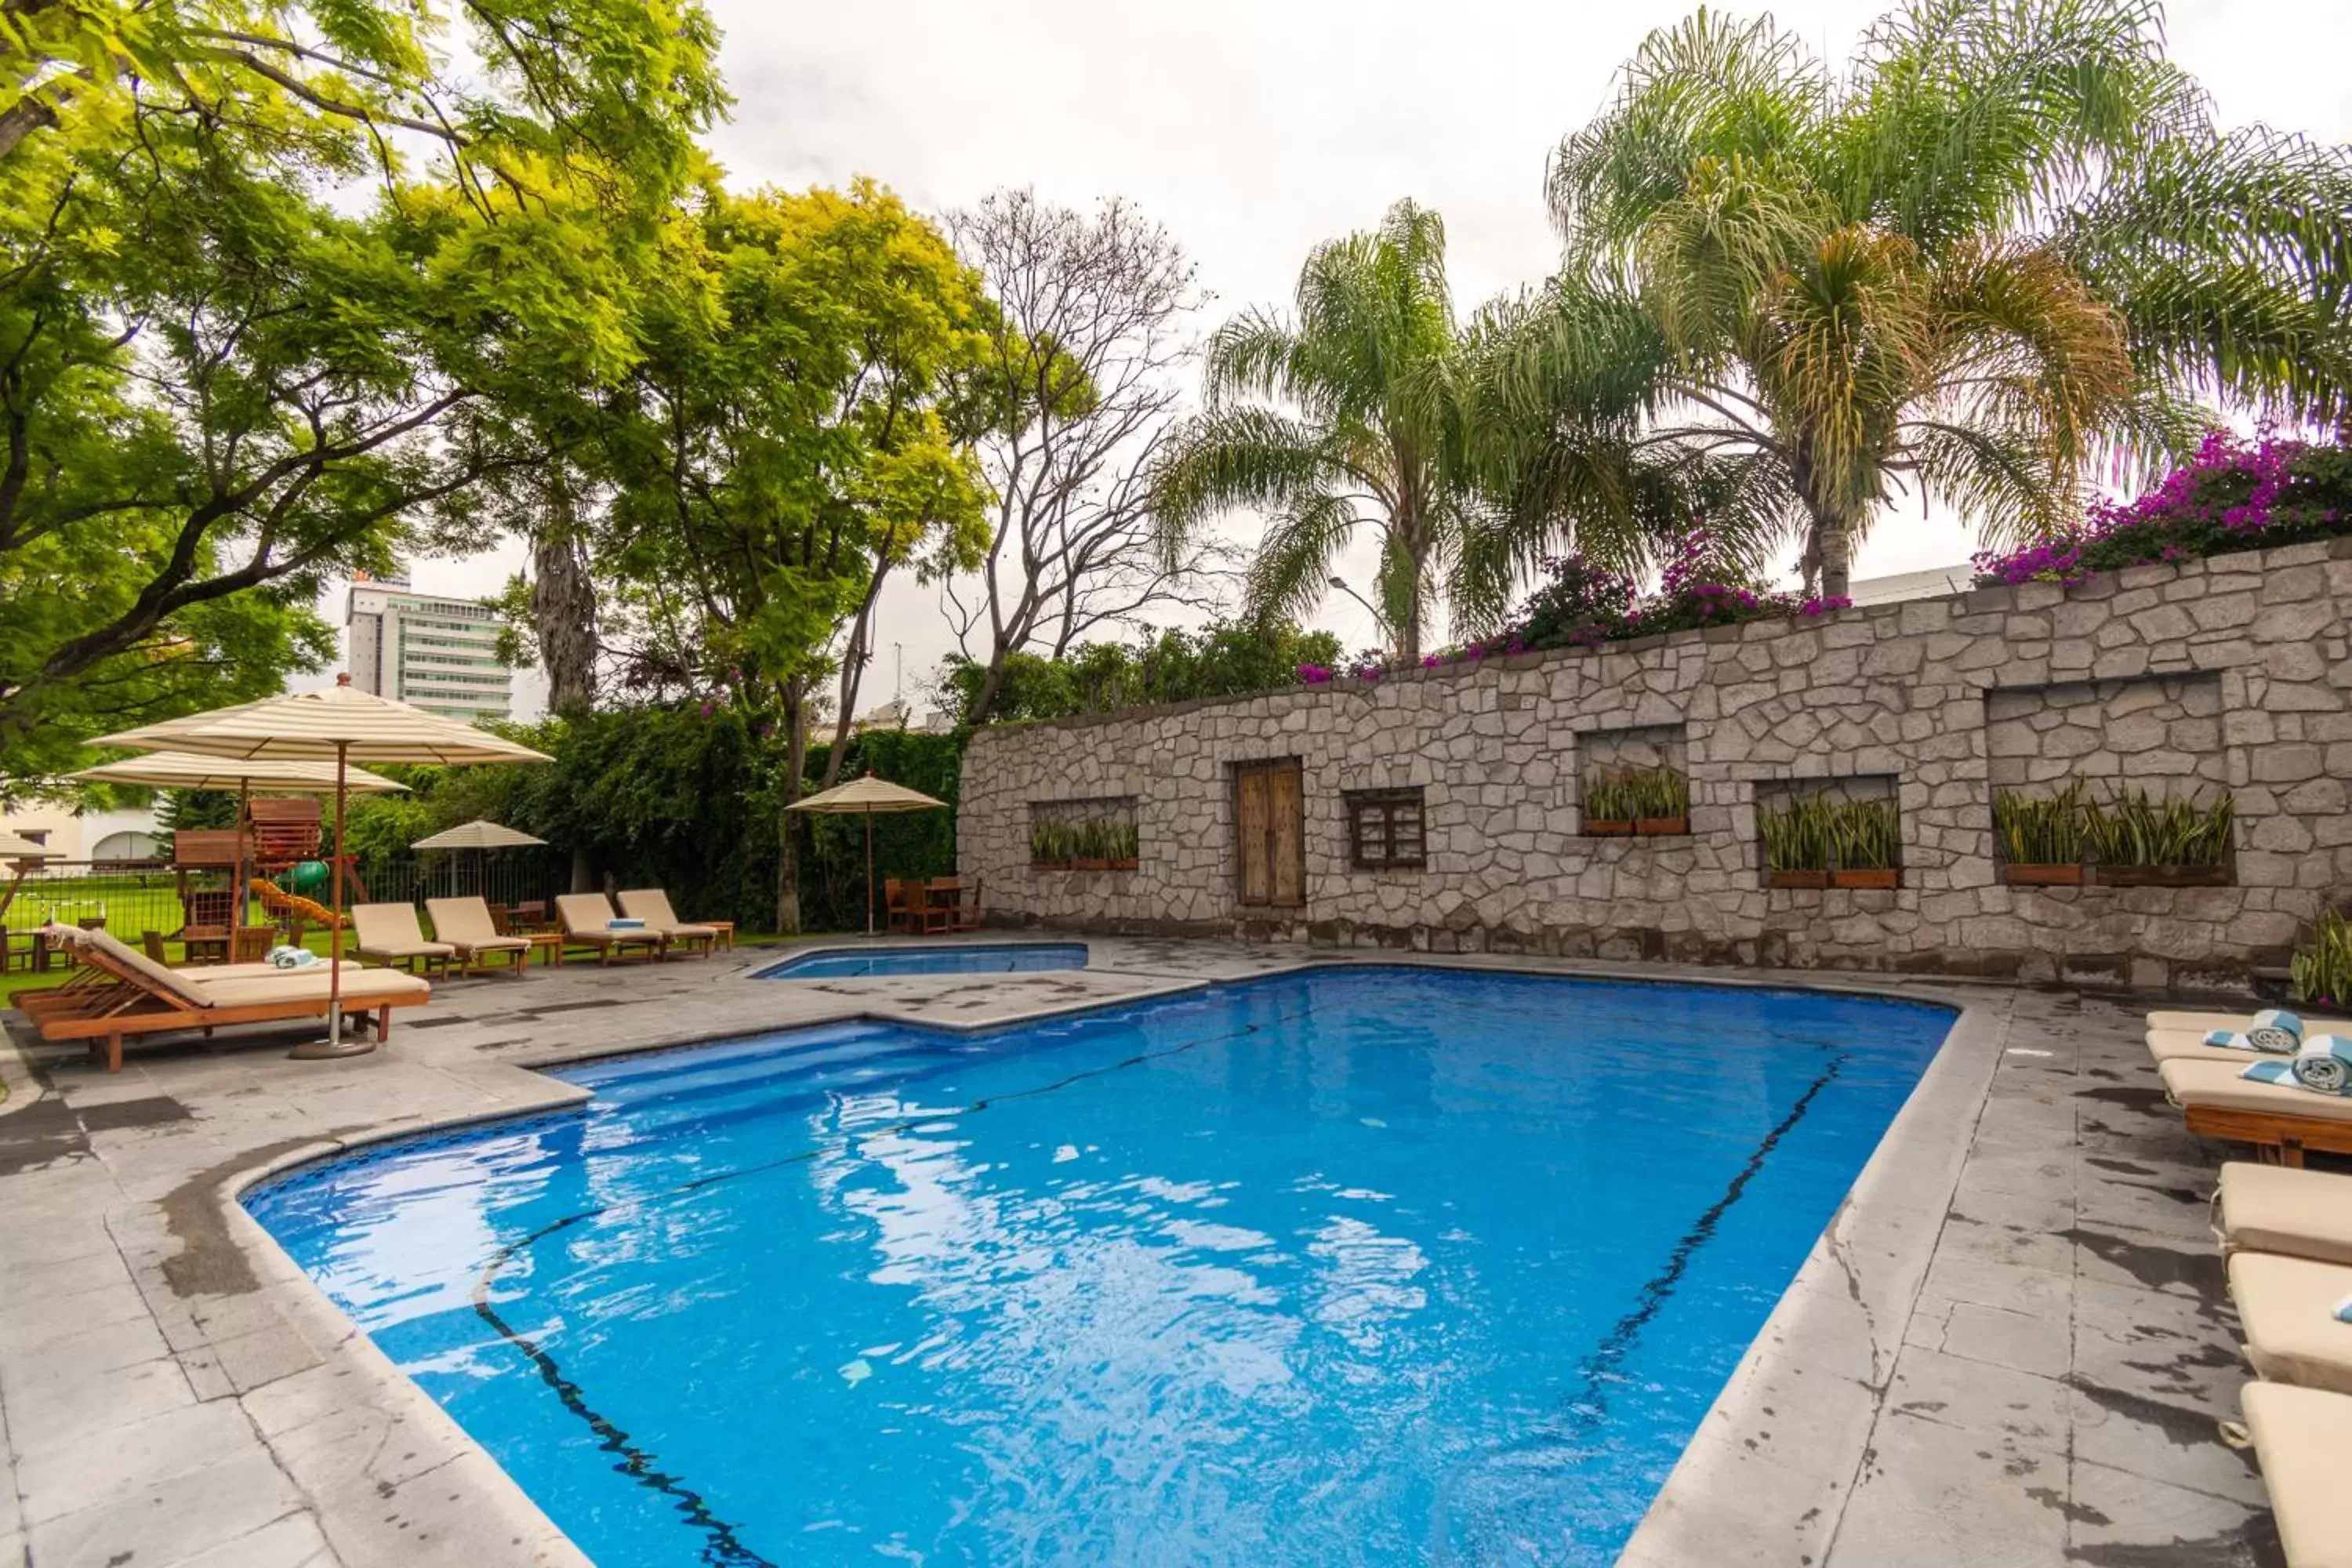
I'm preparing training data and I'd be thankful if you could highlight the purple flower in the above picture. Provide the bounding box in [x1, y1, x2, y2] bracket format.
[1297, 663, 1332, 684]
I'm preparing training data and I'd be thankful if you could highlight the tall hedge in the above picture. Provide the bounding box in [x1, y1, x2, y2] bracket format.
[341, 706, 967, 934]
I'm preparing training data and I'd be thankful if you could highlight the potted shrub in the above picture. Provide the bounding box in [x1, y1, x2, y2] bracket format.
[2292, 908, 2352, 1010]
[1759, 795, 1831, 888]
[1829, 797, 1900, 889]
[1581, 770, 1635, 835]
[2083, 790, 2234, 886]
[1629, 767, 1692, 837]
[1993, 783, 2083, 885]
[1029, 817, 1076, 870]
[1073, 817, 1111, 871]
[1107, 818, 1140, 871]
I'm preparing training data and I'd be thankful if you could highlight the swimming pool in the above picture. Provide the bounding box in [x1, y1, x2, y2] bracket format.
[756, 941, 1088, 978]
[246, 966, 1953, 1566]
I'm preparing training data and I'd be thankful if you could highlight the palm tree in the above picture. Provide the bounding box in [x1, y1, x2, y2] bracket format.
[1149, 201, 1486, 664]
[1540, 0, 2352, 599]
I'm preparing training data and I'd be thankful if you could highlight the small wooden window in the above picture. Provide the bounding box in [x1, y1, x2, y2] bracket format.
[1345, 788, 1426, 870]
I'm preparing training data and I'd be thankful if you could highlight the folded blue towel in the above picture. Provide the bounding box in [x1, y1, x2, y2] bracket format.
[2292, 1033, 2352, 1095]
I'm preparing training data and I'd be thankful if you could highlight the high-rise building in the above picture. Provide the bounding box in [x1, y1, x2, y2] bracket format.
[346, 575, 514, 722]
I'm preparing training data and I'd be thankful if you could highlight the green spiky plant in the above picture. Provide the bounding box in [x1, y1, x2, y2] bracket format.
[1107, 818, 1141, 862]
[1992, 782, 2084, 866]
[1758, 793, 1835, 872]
[2292, 909, 2352, 1009]
[1829, 797, 1901, 871]
[2079, 789, 2234, 869]
[1584, 765, 1690, 825]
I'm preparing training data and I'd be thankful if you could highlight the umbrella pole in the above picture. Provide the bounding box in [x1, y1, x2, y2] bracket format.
[293, 742, 368, 1059]
[865, 805, 876, 938]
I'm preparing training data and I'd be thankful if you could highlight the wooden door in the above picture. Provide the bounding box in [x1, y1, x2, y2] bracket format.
[1235, 759, 1305, 908]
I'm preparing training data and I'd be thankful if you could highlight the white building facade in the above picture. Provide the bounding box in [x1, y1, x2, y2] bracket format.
[346, 579, 514, 722]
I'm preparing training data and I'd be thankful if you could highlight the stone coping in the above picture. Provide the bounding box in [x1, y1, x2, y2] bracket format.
[183, 946, 1989, 1566]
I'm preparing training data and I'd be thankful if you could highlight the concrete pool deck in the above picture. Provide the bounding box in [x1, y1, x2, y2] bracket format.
[0, 939, 2283, 1567]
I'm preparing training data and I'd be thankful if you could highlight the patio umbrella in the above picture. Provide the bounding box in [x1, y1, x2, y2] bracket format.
[93, 675, 551, 1058]
[786, 772, 948, 937]
[409, 819, 546, 898]
[0, 828, 60, 924]
[71, 752, 409, 931]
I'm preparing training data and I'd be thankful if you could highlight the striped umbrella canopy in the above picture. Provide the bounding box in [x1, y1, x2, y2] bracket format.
[71, 751, 410, 794]
[94, 677, 551, 1058]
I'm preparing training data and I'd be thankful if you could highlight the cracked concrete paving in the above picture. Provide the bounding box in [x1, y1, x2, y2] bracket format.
[0, 938, 2294, 1566]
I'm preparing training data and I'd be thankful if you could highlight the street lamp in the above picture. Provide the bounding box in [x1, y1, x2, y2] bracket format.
[1327, 575, 1388, 639]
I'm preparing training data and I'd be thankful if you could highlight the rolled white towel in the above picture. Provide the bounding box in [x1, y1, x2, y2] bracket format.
[267, 945, 319, 969]
[2291, 1033, 2352, 1095]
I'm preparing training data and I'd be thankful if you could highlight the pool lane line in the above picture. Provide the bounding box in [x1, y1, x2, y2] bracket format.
[464, 996, 1321, 1565]
[470, 1293, 782, 1568]
[1542, 1048, 1852, 1443]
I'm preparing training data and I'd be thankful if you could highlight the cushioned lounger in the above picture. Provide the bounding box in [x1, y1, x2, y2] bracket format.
[2217, 1163, 2352, 1267]
[352, 903, 456, 975]
[2160, 1058, 2352, 1167]
[2227, 1251, 2352, 1396]
[615, 889, 717, 958]
[2241, 1381, 2352, 1568]
[424, 898, 532, 978]
[555, 894, 665, 965]
[18, 925, 429, 1072]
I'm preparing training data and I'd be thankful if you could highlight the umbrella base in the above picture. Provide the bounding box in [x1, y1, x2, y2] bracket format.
[288, 1036, 376, 1061]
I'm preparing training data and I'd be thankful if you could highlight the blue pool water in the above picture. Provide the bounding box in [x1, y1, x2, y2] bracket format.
[757, 942, 1089, 978]
[246, 967, 1952, 1567]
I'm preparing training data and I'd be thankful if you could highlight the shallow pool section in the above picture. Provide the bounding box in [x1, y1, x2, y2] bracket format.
[247, 967, 1953, 1567]
[754, 941, 1088, 978]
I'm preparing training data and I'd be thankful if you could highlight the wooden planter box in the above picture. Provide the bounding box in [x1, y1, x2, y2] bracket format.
[1635, 816, 1691, 837]
[1031, 858, 1074, 872]
[1765, 869, 1830, 889]
[1999, 862, 2083, 887]
[1108, 857, 1139, 871]
[1831, 868, 1900, 890]
[2091, 864, 2231, 887]
[1074, 857, 1109, 871]
[1585, 818, 1634, 837]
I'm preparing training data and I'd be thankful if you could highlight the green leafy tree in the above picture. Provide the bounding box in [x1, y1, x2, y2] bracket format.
[0, 0, 724, 784]
[597, 180, 993, 931]
[1542, 1, 2352, 599]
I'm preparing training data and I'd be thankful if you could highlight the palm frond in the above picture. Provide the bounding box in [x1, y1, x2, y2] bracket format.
[1242, 490, 1363, 627]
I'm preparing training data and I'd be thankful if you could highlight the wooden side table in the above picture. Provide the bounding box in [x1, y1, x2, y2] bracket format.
[524, 931, 567, 967]
[702, 920, 735, 950]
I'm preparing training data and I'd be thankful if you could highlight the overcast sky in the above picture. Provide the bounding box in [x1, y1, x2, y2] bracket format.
[371, 0, 2352, 720]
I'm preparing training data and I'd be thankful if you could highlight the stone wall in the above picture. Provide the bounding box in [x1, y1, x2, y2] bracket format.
[957, 540, 2352, 990]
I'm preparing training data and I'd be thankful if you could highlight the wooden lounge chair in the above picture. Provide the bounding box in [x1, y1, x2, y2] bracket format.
[615, 889, 718, 959]
[2238, 1383, 2352, 1567]
[2215, 1163, 2352, 1267]
[15, 925, 427, 1073]
[2228, 1251, 2352, 1395]
[2159, 1058, 2352, 1167]
[352, 902, 455, 976]
[555, 894, 664, 966]
[424, 898, 532, 978]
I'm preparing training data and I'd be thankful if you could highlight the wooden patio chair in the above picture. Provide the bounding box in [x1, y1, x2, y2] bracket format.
[615, 890, 718, 960]
[16, 925, 429, 1073]
[928, 877, 983, 934]
[555, 894, 664, 966]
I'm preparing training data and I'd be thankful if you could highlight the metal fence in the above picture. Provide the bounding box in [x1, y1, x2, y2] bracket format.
[2, 852, 572, 937]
